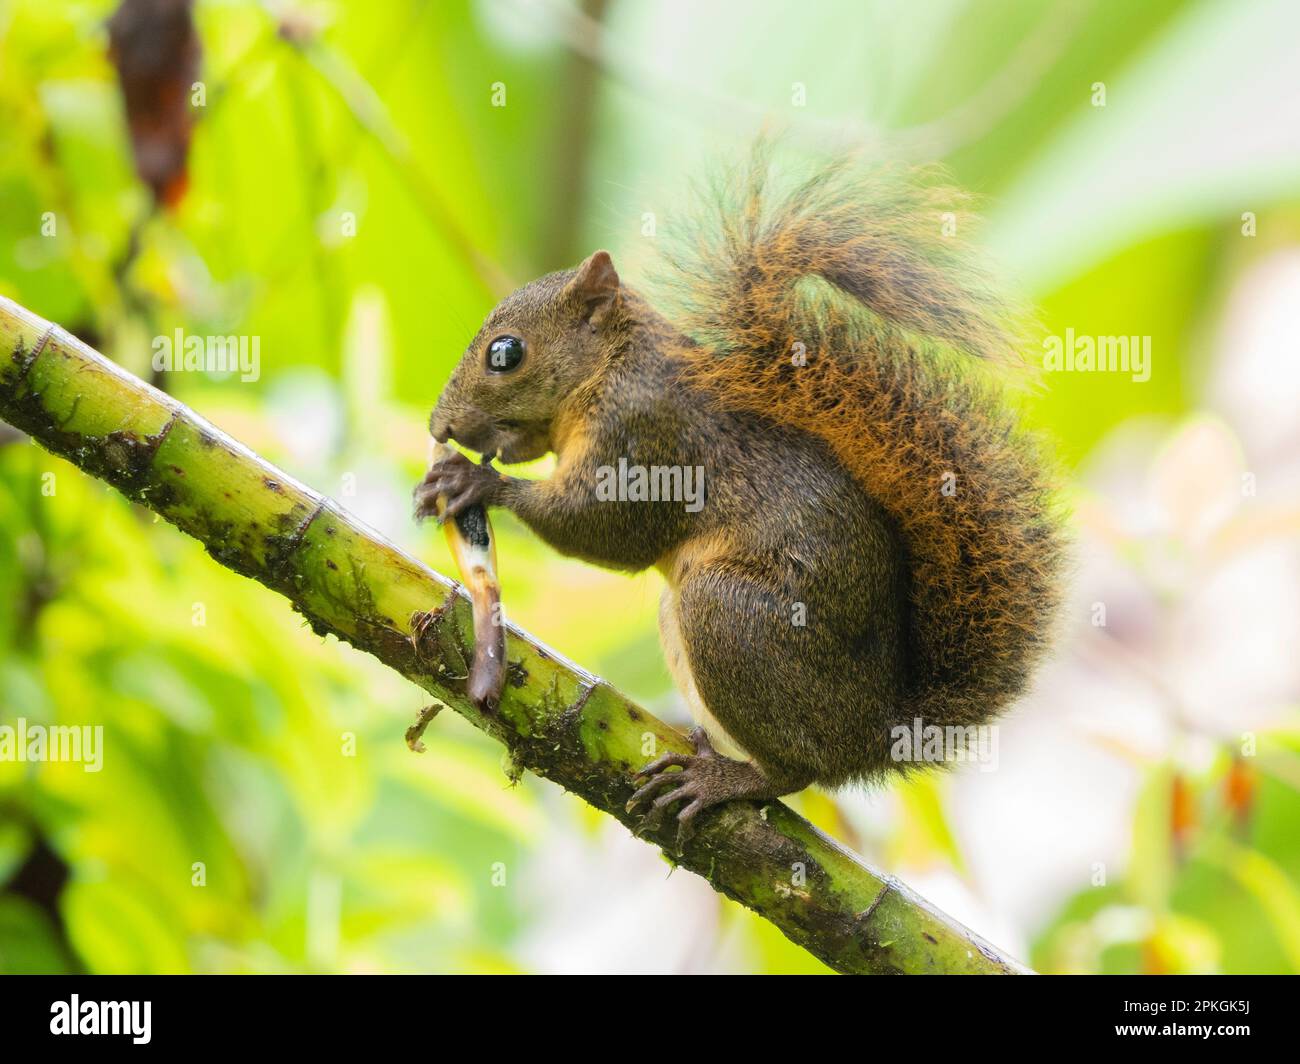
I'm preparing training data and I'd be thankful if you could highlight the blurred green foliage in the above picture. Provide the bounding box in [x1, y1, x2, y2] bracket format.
[1, 0, 1298, 973]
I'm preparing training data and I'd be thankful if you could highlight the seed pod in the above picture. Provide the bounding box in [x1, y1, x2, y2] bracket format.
[427, 440, 505, 710]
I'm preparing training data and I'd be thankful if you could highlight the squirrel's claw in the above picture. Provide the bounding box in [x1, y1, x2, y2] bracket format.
[440, 488, 479, 522]
[626, 727, 773, 851]
[626, 754, 689, 814]
[414, 452, 501, 524]
[412, 483, 440, 523]
[631, 750, 690, 783]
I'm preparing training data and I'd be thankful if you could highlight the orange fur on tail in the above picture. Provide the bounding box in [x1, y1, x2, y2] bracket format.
[659, 143, 1066, 729]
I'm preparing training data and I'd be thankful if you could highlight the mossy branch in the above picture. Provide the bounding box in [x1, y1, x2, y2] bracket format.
[0, 294, 1029, 975]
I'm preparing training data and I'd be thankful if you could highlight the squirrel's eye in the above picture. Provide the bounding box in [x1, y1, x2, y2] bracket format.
[486, 336, 524, 374]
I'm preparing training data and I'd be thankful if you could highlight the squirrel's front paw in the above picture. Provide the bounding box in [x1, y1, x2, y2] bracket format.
[413, 452, 502, 522]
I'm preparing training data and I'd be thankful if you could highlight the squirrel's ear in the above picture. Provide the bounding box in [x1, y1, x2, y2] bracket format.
[567, 250, 620, 326]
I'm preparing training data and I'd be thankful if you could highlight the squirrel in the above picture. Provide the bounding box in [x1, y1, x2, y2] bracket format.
[415, 145, 1065, 844]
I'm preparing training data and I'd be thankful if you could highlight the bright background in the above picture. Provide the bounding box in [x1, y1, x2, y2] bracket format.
[2, 0, 1299, 974]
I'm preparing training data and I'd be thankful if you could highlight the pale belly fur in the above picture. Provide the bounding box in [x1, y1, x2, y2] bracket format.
[657, 584, 749, 760]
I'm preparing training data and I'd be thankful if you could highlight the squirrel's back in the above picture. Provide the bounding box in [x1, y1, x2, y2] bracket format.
[658, 143, 1066, 739]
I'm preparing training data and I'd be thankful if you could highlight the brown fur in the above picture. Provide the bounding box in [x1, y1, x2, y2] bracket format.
[423, 146, 1066, 807]
[656, 144, 1065, 732]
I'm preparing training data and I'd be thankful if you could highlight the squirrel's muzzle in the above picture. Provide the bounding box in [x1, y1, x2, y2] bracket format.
[429, 401, 505, 457]
[428, 408, 453, 443]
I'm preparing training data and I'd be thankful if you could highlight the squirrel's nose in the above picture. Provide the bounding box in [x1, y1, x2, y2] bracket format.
[429, 410, 453, 443]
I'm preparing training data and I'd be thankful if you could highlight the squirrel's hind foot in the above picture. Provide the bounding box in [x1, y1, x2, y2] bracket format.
[627, 727, 781, 850]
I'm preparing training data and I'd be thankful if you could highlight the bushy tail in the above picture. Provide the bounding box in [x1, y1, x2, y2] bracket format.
[659, 143, 1066, 730]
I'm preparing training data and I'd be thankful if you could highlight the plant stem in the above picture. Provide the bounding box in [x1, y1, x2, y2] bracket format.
[0, 294, 1029, 974]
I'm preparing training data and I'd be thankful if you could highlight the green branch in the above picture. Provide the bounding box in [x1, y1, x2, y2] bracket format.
[0, 294, 1029, 975]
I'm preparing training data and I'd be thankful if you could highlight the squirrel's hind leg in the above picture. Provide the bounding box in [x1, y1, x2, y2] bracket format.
[633, 573, 819, 847]
[657, 584, 750, 759]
